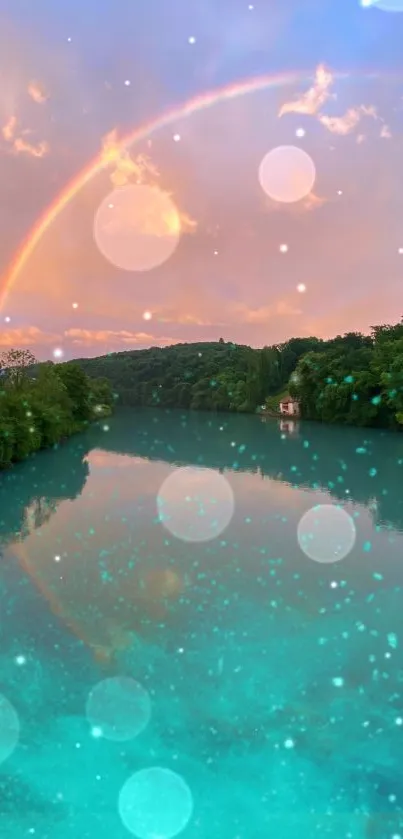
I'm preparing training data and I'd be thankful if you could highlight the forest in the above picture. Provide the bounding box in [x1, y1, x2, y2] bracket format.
[0, 348, 114, 468]
[75, 319, 403, 429]
[1, 316, 403, 471]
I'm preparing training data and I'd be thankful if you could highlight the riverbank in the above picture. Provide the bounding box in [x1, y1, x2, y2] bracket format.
[0, 359, 113, 470]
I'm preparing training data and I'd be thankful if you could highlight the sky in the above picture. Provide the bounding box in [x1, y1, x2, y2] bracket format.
[0, 0, 403, 360]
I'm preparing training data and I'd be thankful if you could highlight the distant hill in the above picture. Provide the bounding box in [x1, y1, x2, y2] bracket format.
[74, 340, 268, 412]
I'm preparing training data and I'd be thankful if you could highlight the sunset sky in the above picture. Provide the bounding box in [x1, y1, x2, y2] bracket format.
[0, 0, 403, 360]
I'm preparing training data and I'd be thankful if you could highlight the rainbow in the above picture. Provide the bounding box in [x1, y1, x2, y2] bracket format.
[0, 68, 351, 309]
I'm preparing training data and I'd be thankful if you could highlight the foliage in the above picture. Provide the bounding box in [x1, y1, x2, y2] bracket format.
[0, 351, 113, 468]
[75, 322, 403, 430]
[75, 339, 320, 415]
[289, 322, 403, 428]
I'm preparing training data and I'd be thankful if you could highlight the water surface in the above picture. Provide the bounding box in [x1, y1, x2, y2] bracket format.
[1, 408, 403, 839]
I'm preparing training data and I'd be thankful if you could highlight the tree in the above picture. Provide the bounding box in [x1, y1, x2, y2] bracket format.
[0, 348, 37, 388]
[54, 362, 92, 422]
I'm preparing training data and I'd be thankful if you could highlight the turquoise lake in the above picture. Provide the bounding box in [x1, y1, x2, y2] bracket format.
[1, 407, 403, 839]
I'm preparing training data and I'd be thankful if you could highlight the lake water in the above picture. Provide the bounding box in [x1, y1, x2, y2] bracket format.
[1, 407, 403, 839]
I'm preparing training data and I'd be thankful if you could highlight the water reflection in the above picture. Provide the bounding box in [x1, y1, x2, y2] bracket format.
[2, 409, 403, 838]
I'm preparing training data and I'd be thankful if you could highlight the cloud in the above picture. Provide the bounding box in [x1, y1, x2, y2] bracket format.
[27, 81, 48, 104]
[2, 115, 16, 141]
[279, 68, 390, 143]
[99, 130, 196, 234]
[278, 64, 333, 117]
[64, 328, 179, 347]
[12, 136, 49, 157]
[157, 311, 218, 326]
[0, 326, 58, 347]
[230, 300, 302, 324]
[264, 191, 327, 213]
[1, 113, 49, 156]
[318, 104, 380, 136]
[318, 107, 362, 135]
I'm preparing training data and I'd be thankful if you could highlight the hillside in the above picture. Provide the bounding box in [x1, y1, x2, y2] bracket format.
[74, 338, 318, 413]
[72, 321, 403, 428]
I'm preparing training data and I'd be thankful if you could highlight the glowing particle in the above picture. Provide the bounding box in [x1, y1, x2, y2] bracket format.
[248, 3, 254, 8]
[0, 694, 20, 766]
[279, 243, 288, 253]
[214, 249, 218, 255]
[297, 283, 306, 293]
[54, 555, 61, 562]
[157, 466, 234, 543]
[337, 190, 343, 195]
[332, 677, 344, 687]
[143, 311, 152, 321]
[91, 726, 103, 739]
[398, 247, 403, 254]
[102, 424, 110, 432]
[173, 134, 181, 142]
[86, 677, 151, 742]
[297, 504, 356, 563]
[72, 302, 78, 309]
[118, 767, 193, 839]
[4, 316, 10, 323]
[15, 655, 26, 666]
[67, 37, 72, 42]
[388, 633, 398, 649]
[284, 738, 295, 748]
[53, 348, 64, 359]
[124, 80, 131, 86]
[396, 717, 403, 725]
[258, 145, 316, 203]
[296, 127, 305, 137]
[188, 36, 196, 44]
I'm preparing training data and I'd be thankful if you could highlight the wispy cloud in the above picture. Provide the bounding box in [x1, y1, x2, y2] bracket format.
[1, 113, 49, 156]
[27, 80, 48, 104]
[278, 64, 333, 117]
[2, 114, 16, 141]
[0, 326, 58, 347]
[230, 300, 302, 324]
[64, 328, 179, 347]
[12, 136, 49, 157]
[318, 104, 379, 135]
[279, 68, 391, 142]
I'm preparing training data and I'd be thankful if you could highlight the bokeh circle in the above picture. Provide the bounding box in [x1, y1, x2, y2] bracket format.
[297, 503, 356, 563]
[0, 694, 20, 765]
[94, 183, 181, 271]
[85, 676, 151, 741]
[157, 466, 235, 542]
[118, 767, 194, 839]
[258, 145, 316, 203]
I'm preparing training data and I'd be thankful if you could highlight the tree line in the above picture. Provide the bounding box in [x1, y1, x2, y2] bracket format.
[0, 348, 114, 468]
[1, 315, 402, 470]
[75, 320, 403, 429]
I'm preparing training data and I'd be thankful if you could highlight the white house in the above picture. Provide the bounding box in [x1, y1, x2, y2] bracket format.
[279, 396, 300, 416]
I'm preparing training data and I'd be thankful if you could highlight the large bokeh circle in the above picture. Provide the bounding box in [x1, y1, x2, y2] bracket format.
[157, 466, 235, 542]
[118, 767, 194, 839]
[94, 183, 181, 271]
[297, 503, 356, 563]
[0, 694, 20, 766]
[258, 145, 316, 203]
[86, 676, 151, 741]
